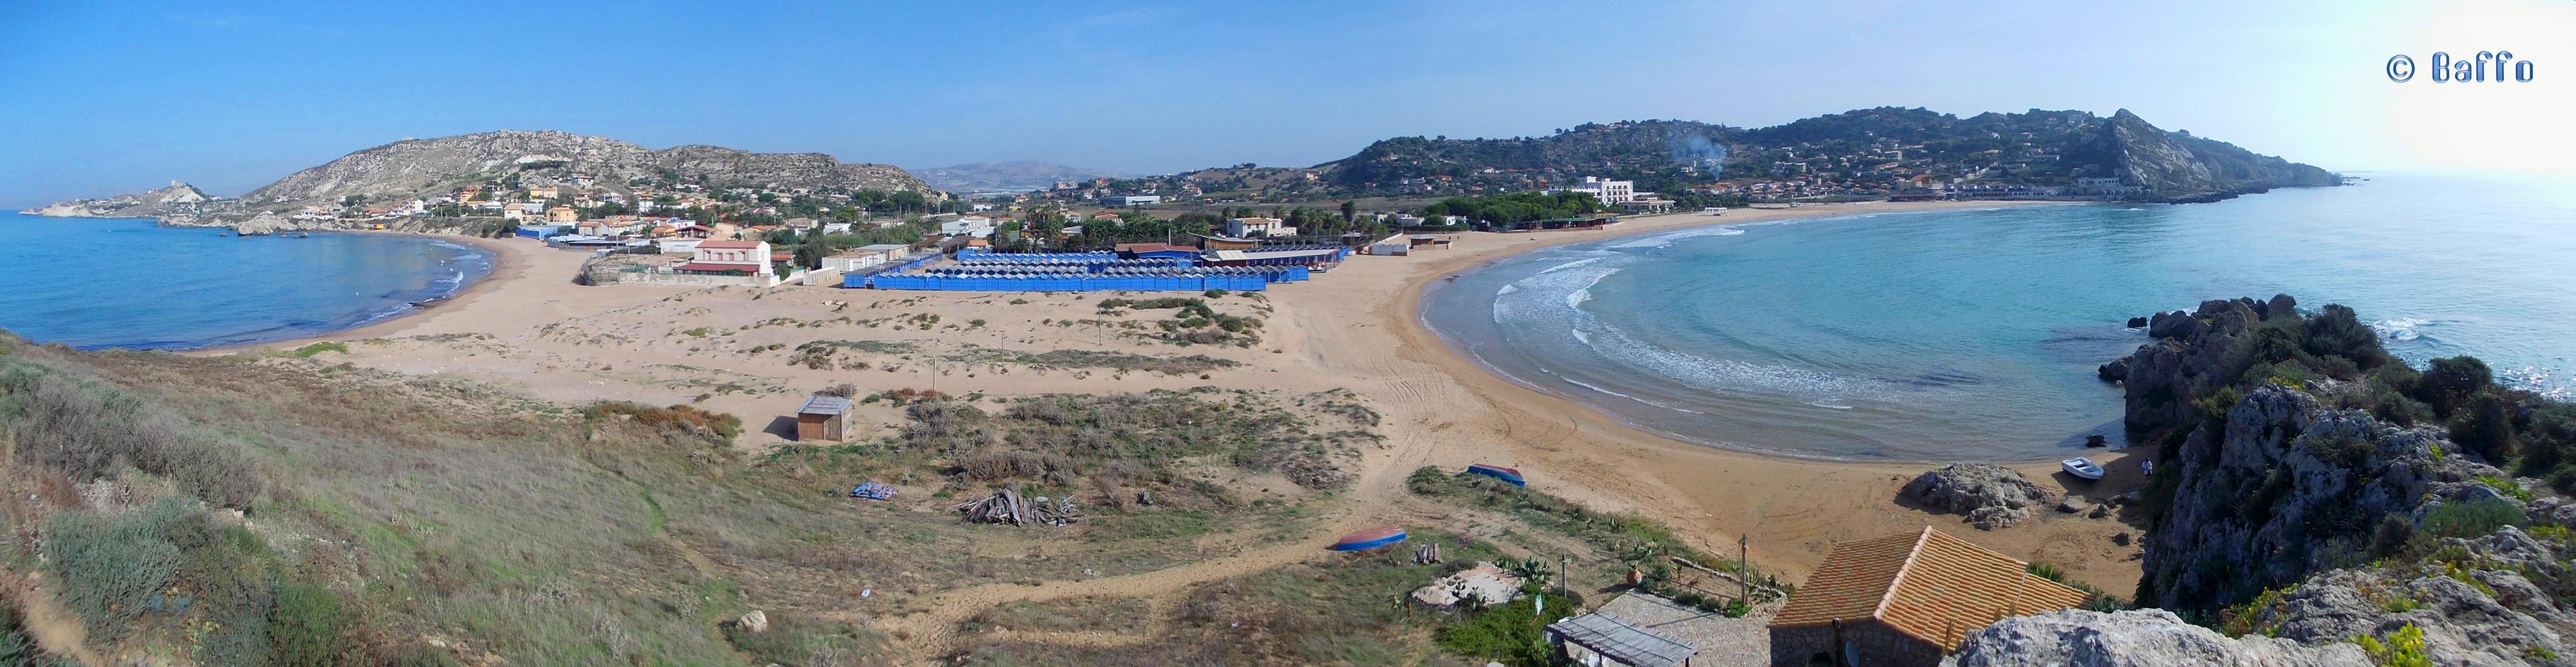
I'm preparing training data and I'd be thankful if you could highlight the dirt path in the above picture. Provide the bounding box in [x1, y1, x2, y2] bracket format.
[5, 572, 106, 666]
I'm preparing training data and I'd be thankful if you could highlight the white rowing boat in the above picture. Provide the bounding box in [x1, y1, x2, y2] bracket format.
[2062, 457, 2106, 480]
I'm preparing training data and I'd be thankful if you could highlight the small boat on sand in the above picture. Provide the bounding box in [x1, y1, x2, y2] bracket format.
[1465, 464, 1525, 486]
[2062, 458, 2105, 480]
[1330, 526, 1407, 552]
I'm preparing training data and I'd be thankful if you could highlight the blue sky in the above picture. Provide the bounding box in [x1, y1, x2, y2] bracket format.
[3, 0, 2568, 206]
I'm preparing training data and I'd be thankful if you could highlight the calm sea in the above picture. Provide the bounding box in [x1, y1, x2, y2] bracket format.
[1422, 172, 2576, 462]
[0, 214, 493, 350]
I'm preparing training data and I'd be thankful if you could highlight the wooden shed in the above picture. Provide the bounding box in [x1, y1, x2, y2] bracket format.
[796, 395, 851, 442]
[1767, 527, 2090, 666]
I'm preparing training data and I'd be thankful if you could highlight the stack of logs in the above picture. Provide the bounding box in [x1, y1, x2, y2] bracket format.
[953, 488, 1084, 526]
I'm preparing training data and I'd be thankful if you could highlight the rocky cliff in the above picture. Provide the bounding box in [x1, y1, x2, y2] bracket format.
[2070, 110, 2342, 202]
[18, 181, 213, 218]
[2073, 296, 2576, 666]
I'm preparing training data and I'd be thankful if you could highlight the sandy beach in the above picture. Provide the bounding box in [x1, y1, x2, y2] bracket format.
[233, 199, 2153, 594]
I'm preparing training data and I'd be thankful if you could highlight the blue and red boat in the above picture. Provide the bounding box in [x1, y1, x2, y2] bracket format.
[1466, 464, 1525, 486]
[1329, 526, 1408, 551]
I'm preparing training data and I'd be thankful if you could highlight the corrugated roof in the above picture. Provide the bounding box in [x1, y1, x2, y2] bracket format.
[1769, 527, 2090, 652]
[1548, 612, 1699, 667]
[799, 396, 852, 416]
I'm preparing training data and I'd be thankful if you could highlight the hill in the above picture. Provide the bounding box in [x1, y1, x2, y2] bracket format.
[913, 161, 1131, 194]
[1031, 107, 2337, 206]
[25, 130, 935, 231]
[240, 130, 929, 205]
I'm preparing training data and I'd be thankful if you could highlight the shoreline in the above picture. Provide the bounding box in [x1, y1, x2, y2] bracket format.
[1406, 203, 2113, 464]
[1320, 199, 2154, 586]
[184, 231, 524, 356]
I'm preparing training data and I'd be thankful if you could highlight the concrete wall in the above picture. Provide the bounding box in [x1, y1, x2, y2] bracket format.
[587, 266, 779, 288]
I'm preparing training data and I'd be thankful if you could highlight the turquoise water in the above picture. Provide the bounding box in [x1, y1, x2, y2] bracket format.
[0, 214, 493, 350]
[1421, 172, 2576, 461]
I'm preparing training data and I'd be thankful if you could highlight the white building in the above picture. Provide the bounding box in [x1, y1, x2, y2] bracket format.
[941, 216, 997, 238]
[1567, 177, 1635, 204]
[821, 243, 914, 271]
[1224, 217, 1297, 238]
[679, 239, 773, 275]
[1102, 195, 1162, 206]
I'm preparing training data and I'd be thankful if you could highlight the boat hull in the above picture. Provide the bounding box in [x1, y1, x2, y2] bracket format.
[1466, 464, 1525, 486]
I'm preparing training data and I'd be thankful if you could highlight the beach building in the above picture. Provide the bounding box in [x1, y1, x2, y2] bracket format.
[1190, 233, 1261, 251]
[795, 395, 851, 442]
[1224, 217, 1296, 238]
[1114, 243, 1201, 261]
[821, 243, 913, 271]
[1547, 592, 1746, 666]
[1568, 177, 1636, 204]
[678, 240, 773, 275]
[941, 216, 997, 238]
[1766, 527, 2090, 666]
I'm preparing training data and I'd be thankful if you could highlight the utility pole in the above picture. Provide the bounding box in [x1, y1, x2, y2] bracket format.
[1739, 533, 1751, 605]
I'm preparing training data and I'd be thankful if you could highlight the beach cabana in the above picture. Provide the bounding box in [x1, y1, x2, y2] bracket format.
[1330, 526, 1408, 551]
[796, 395, 851, 442]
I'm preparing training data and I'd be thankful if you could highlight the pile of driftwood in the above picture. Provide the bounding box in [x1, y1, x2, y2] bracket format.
[953, 488, 1084, 526]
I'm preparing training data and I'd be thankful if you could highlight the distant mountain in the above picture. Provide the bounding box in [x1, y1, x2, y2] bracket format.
[1316, 107, 2334, 203]
[1036, 107, 2336, 205]
[913, 161, 1132, 194]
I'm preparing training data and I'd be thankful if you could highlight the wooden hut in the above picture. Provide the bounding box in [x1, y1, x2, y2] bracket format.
[1767, 527, 2090, 666]
[796, 396, 851, 442]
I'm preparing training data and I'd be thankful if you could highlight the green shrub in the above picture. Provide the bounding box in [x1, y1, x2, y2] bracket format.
[268, 581, 356, 667]
[42, 501, 188, 642]
[286, 342, 348, 358]
[1434, 594, 1557, 666]
[2354, 623, 2433, 667]
[2474, 476, 2535, 502]
[2418, 498, 2523, 540]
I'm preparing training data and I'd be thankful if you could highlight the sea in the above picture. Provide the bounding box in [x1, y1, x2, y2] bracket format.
[1420, 171, 2576, 462]
[0, 213, 494, 350]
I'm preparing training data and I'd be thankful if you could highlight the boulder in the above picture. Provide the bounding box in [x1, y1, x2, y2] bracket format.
[1951, 609, 2370, 666]
[2088, 504, 2111, 519]
[2266, 293, 2298, 320]
[2058, 499, 2091, 514]
[2096, 358, 2129, 383]
[2125, 316, 2150, 328]
[1903, 464, 2053, 530]
[738, 610, 769, 634]
[2145, 310, 2200, 340]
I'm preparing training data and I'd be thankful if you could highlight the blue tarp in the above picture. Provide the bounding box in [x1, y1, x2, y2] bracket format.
[850, 482, 897, 500]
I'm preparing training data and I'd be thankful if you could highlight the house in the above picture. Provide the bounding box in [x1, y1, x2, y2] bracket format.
[795, 395, 850, 442]
[1224, 217, 1296, 238]
[655, 237, 701, 253]
[1101, 195, 1162, 206]
[502, 207, 527, 221]
[677, 239, 774, 275]
[940, 216, 997, 238]
[547, 205, 578, 223]
[785, 217, 819, 231]
[528, 185, 559, 199]
[1547, 592, 1749, 667]
[823, 221, 852, 234]
[821, 243, 913, 271]
[1767, 527, 2090, 666]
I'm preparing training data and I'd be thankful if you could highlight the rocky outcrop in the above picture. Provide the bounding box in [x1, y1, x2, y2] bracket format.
[1950, 610, 2370, 666]
[20, 181, 214, 218]
[1902, 464, 2054, 530]
[2092, 295, 2576, 666]
[2069, 109, 2342, 203]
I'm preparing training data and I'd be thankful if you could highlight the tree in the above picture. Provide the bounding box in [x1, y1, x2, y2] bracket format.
[2413, 356, 2493, 419]
[1340, 199, 1357, 223]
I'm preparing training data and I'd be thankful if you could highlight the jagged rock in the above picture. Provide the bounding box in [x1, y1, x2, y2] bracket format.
[2266, 293, 2298, 320]
[2258, 566, 2572, 667]
[2126, 316, 2150, 328]
[2112, 532, 2132, 546]
[2071, 109, 2340, 202]
[738, 610, 768, 634]
[1903, 464, 2054, 530]
[2058, 499, 2092, 514]
[2145, 310, 2198, 340]
[1949, 609, 2369, 666]
[2096, 358, 2130, 383]
[2088, 504, 2111, 519]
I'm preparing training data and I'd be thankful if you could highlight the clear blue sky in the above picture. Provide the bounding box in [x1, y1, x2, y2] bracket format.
[4, 0, 2567, 207]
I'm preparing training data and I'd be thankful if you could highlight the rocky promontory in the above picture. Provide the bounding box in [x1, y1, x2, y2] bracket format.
[2042, 295, 2576, 666]
[19, 181, 213, 219]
